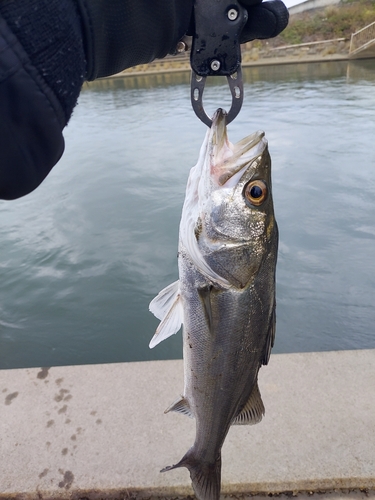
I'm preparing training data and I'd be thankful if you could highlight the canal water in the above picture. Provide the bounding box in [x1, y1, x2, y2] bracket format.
[1, 60, 374, 369]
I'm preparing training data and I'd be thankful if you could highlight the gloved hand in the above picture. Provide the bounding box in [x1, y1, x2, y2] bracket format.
[239, 0, 289, 42]
[76, 0, 289, 81]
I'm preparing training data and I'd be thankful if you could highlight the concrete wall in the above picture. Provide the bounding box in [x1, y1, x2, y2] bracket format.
[289, 0, 341, 15]
[1, 350, 375, 499]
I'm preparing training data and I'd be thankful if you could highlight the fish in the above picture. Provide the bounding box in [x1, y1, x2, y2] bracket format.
[149, 108, 278, 500]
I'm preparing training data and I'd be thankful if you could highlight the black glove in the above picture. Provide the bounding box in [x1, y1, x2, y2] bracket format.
[239, 0, 289, 42]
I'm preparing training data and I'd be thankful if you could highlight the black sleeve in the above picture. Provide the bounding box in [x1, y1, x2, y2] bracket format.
[0, 0, 193, 200]
[0, 0, 86, 200]
[76, 0, 194, 80]
[0, 16, 66, 200]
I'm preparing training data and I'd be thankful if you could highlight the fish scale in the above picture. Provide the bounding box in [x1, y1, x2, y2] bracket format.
[150, 108, 278, 500]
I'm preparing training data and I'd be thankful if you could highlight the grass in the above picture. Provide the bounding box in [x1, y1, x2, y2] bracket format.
[269, 0, 375, 46]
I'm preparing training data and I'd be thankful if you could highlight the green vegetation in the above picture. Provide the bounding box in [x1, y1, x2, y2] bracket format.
[275, 0, 375, 45]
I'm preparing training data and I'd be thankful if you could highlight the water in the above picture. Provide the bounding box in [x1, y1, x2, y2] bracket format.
[1, 60, 374, 370]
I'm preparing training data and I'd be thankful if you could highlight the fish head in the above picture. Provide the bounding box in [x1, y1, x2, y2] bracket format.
[181, 109, 277, 289]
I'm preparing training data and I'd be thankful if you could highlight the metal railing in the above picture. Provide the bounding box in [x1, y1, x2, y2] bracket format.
[271, 38, 346, 51]
[349, 21, 375, 54]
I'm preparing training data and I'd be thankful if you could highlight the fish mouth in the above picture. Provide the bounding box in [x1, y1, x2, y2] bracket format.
[210, 109, 265, 187]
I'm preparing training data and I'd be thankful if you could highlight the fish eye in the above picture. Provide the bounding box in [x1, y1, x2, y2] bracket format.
[243, 180, 268, 206]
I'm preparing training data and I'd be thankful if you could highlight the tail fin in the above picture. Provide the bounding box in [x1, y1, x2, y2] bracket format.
[161, 449, 221, 500]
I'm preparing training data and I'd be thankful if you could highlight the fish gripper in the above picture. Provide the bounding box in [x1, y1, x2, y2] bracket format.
[190, 0, 248, 127]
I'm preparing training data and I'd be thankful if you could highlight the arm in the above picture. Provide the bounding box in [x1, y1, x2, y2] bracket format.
[0, 0, 288, 200]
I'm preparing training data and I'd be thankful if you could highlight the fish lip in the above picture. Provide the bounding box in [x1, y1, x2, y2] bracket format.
[212, 108, 227, 128]
[210, 109, 267, 187]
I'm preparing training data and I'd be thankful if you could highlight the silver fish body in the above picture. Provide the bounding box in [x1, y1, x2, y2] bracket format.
[149, 109, 278, 500]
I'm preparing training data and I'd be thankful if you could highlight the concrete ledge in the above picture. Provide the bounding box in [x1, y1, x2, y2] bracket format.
[288, 0, 341, 16]
[1, 350, 375, 499]
[109, 54, 350, 79]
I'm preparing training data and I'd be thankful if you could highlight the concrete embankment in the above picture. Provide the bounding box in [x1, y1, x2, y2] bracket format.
[111, 53, 350, 79]
[109, 38, 354, 79]
[1, 350, 375, 499]
[109, 53, 350, 80]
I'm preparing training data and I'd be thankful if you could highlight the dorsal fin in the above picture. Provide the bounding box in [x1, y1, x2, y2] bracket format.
[232, 382, 265, 425]
[149, 281, 183, 348]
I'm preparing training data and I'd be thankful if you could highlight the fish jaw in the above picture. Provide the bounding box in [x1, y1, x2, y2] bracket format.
[179, 113, 233, 289]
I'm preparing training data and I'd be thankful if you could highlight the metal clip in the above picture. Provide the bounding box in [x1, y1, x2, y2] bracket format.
[191, 68, 244, 128]
[190, 0, 247, 127]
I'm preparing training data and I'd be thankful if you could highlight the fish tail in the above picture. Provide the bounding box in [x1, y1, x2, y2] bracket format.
[161, 448, 221, 500]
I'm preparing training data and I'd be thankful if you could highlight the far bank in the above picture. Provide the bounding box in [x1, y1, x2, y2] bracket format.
[105, 36, 374, 81]
[87, 58, 375, 93]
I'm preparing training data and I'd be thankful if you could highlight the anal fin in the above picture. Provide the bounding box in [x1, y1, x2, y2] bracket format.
[232, 381, 265, 425]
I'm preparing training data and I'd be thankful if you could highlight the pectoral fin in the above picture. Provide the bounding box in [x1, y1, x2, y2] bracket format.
[149, 281, 183, 348]
[232, 382, 265, 425]
[149, 280, 180, 319]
